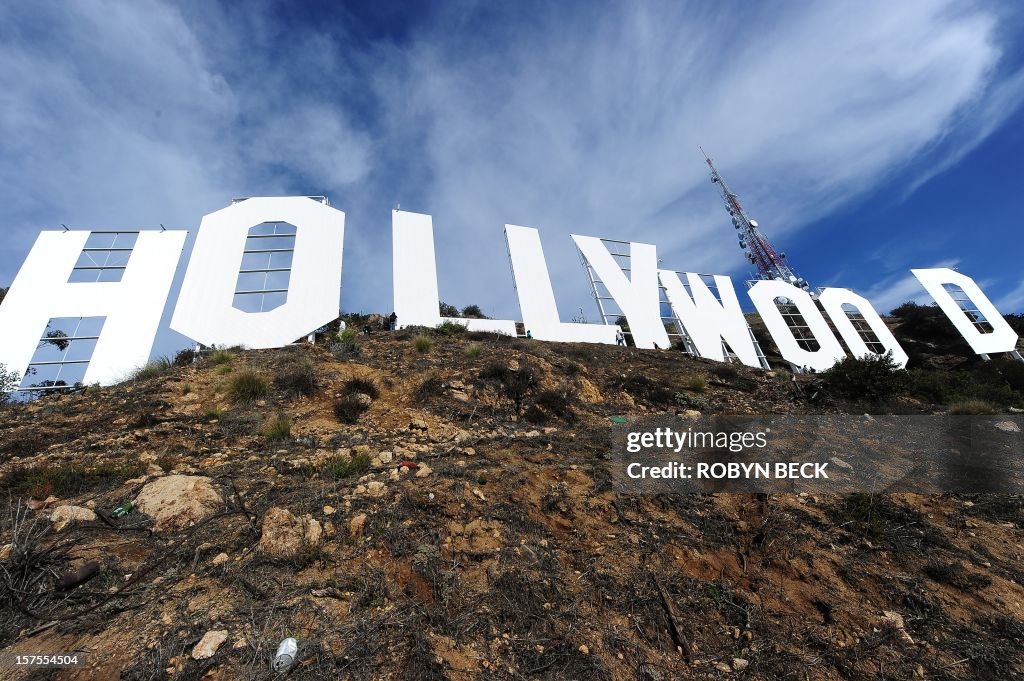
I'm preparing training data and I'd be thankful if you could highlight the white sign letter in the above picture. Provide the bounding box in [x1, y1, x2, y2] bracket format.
[573, 236, 670, 350]
[818, 288, 908, 367]
[392, 210, 516, 334]
[0, 230, 186, 385]
[911, 267, 1018, 356]
[505, 225, 617, 344]
[659, 272, 762, 368]
[748, 280, 846, 372]
[171, 197, 344, 349]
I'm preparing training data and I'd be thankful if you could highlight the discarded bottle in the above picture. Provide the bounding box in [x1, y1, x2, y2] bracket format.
[272, 638, 298, 674]
[111, 501, 134, 518]
[57, 561, 100, 590]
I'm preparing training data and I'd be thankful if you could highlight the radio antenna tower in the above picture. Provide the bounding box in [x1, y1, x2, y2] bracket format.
[700, 148, 810, 293]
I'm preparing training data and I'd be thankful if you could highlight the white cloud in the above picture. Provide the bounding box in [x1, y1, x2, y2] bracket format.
[0, 0, 1021, 347]
[860, 259, 960, 314]
[996, 280, 1024, 314]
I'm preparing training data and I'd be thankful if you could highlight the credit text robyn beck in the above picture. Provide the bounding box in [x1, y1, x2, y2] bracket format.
[626, 461, 830, 480]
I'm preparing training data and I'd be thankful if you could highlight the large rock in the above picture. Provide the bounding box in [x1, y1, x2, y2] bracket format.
[259, 507, 323, 557]
[50, 505, 96, 532]
[136, 475, 222, 532]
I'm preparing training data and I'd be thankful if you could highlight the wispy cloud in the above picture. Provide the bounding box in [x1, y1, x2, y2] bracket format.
[996, 280, 1024, 313]
[0, 0, 1021, 347]
[860, 259, 960, 314]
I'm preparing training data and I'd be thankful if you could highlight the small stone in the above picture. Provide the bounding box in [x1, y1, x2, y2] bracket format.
[714, 661, 732, 672]
[472, 488, 487, 501]
[211, 552, 229, 566]
[233, 638, 247, 650]
[415, 464, 433, 478]
[349, 513, 368, 537]
[323, 505, 336, 515]
[0, 544, 11, 560]
[578, 644, 589, 655]
[732, 658, 749, 671]
[191, 630, 228, 660]
[379, 451, 394, 464]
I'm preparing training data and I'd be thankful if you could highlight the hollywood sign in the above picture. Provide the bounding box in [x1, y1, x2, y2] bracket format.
[0, 196, 1018, 388]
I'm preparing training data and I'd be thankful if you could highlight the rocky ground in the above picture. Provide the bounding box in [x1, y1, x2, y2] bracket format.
[0, 330, 1022, 680]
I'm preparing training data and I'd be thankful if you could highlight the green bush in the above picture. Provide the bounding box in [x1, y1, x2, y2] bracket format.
[464, 342, 483, 359]
[322, 452, 372, 478]
[907, 367, 1020, 407]
[208, 349, 234, 366]
[822, 352, 907, 401]
[132, 356, 173, 381]
[686, 376, 707, 392]
[435, 321, 467, 336]
[0, 363, 20, 404]
[413, 336, 434, 353]
[228, 371, 270, 404]
[439, 302, 459, 317]
[261, 414, 292, 441]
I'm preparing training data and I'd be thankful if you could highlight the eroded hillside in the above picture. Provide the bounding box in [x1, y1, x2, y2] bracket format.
[1, 331, 1022, 680]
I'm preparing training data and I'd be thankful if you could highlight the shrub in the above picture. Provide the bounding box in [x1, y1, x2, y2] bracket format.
[228, 371, 270, 404]
[334, 396, 370, 424]
[949, 400, 997, 415]
[261, 414, 292, 441]
[464, 342, 483, 359]
[435, 321, 467, 336]
[180, 383, 194, 396]
[822, 351, 907, 401]
[1, 460, 144, 498]
[613, 374, 675, 406]
[274, 358, 318, 397]
[686, 376, 707, 392]
[907, 367, 1020, 407]
[202, 404, 225, 420]
[132, 356, 173, 381]
[173, 348, 197, 366]
[533, 389, 577, 422]
[439, 302, 459, 317]
[0, 363, 20, 404]
[413, 336, 434, 353]
[343, 377, 380, 399]
[415, 376, 445, 401]
[480, 360, 537, 412]
[208, 349, 234, 366]
[322, 452, 372, 478]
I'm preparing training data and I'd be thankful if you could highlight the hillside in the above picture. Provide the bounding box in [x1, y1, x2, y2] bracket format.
[1, 327, 1023, 680]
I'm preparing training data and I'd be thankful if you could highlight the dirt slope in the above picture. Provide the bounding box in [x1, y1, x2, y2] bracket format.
[0, 332, 1022, 680]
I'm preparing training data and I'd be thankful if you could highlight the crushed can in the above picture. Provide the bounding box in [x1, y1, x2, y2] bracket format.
[111, 501, 134, 518]
[272, 637, 298, 673]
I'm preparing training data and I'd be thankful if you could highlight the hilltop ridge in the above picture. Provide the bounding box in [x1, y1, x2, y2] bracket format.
[0, 326, 1022, 680]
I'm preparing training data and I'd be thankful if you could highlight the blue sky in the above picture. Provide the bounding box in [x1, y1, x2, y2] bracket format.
[2, 1, 1024, 357]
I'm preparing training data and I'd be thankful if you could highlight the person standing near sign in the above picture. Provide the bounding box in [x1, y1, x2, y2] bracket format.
[615, 329, 626, 346]
[388, 312, 398, 331]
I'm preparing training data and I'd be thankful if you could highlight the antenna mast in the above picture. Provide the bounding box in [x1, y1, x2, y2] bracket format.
[701, 148, 810, 292]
